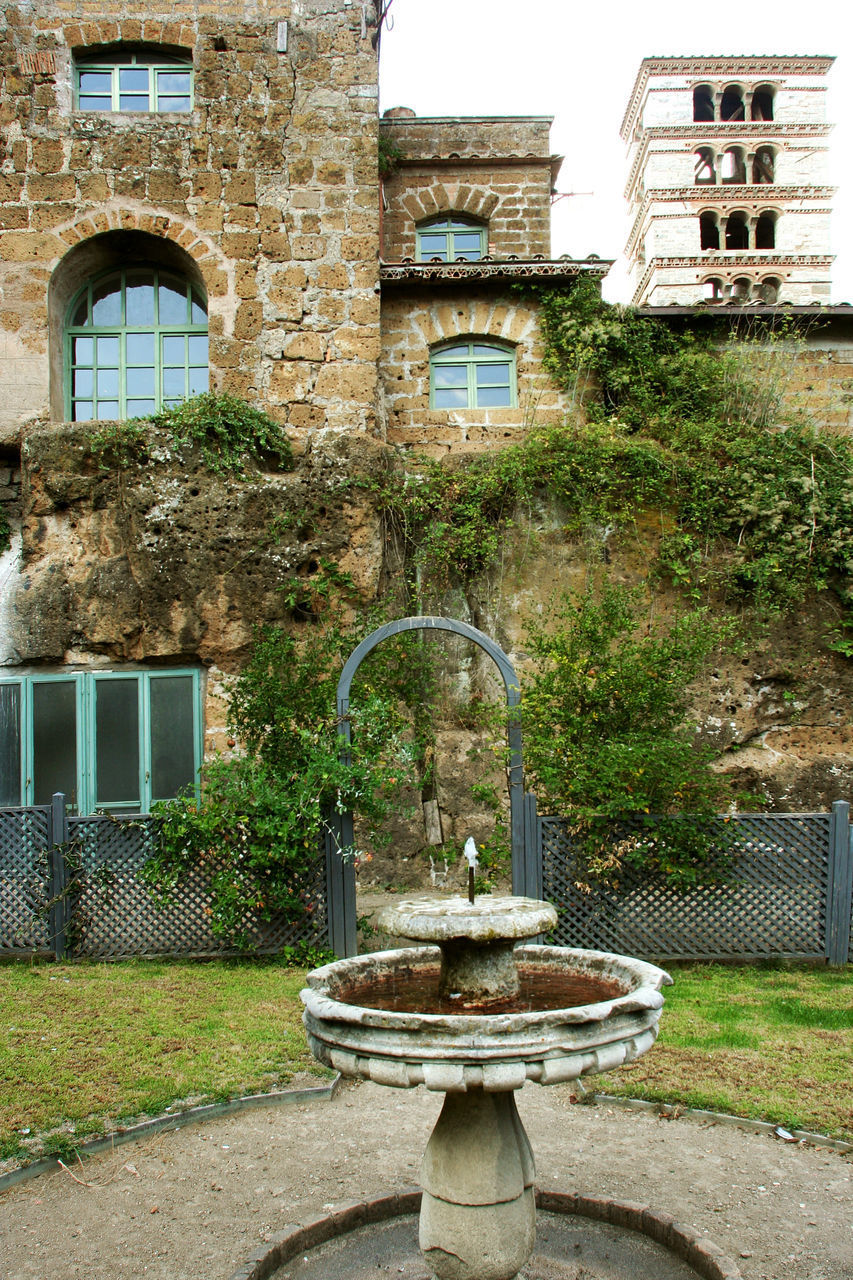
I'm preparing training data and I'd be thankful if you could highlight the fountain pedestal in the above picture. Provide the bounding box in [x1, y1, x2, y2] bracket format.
[420, 1087, 535, 1280]
[301, 895, 672, 1280]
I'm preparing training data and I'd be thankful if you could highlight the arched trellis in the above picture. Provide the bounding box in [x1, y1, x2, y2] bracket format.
[326, 616, 538, 956]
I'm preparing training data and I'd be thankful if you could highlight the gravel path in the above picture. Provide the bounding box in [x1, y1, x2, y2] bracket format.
[0, 1080, 850, 1280]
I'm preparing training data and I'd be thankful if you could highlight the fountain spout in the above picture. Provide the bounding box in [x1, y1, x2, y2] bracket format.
[463, 837, 478, 904]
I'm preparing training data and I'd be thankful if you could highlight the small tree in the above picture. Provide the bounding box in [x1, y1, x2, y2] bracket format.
[522, 581, 730, 886]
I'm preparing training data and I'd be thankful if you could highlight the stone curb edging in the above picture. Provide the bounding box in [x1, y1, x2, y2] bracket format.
[0, 1077, 340, 1194]
[228, 1187, 744, 1280]
[592, 1093, 853, 1154]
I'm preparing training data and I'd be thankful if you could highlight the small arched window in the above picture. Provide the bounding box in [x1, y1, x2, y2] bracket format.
[66, 267, 208, 421]
[751, 85, 775, 122]
[694, 148, 716, 185]
[758, 277, 781, 303]
[699, 211, 720, 251]
[692, 85, 715, 122]
[725, 213, 750, 251]
[702, 278, 726, 303]
[430, 340, 516, 409]
[720, 85, 745, 121]
[755, 211, 777, 250]
[732, 277, 753, 302]
[75, 47, 193, 113]
[720, 147, 746, 185]
[417, 216, 487, 263]
[752, 147, 775, 184]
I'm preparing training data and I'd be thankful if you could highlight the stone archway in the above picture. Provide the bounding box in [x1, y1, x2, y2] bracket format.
[327, 616, 531, 956]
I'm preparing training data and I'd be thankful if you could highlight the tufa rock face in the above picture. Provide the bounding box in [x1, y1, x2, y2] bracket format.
[12, 421, 390, 668]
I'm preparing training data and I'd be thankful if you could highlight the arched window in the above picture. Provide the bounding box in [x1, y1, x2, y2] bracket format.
[725, 212, 750, 251]
[417, 216, 487, 262]
[755, 211, 777, 250]
[732, 277, 753, 302]
[75, 47, 193, 113]
[702, 278, 726, 303]
[751, 85, 775, 122]
[694, 148, 716, 185]
[66, 268, 208, 421]
[757, 277, 781, 303]
[430, 340, 516, 409]
[699, 211, 720, 251]
[692, 84, 715, 122]
[720, 85, 745, 121]
[720, 147, 746, 184]
[752, 147, 775, 184]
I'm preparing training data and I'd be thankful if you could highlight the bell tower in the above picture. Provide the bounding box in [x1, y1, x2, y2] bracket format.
[621, 56, 835, 306]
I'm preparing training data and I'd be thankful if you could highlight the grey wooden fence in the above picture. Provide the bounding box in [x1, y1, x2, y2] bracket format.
[518, 797, 853, 966]
[0, 794, 339, 959]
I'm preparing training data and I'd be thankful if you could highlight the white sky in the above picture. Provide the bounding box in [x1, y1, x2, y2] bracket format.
[378, 0, 853, 303]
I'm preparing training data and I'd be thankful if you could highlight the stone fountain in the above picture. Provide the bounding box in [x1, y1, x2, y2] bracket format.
[301, 881, 672, 1280]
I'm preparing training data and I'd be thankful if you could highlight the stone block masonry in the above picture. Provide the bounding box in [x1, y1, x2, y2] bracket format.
[0, 0, 382, 445]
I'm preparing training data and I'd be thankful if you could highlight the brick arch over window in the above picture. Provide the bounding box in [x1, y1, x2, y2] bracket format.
[62, 19, 197, 52]
[401, 185, 500, 227]
[47, 218, 226, 422]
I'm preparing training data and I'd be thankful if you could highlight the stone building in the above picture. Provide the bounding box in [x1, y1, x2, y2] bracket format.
[0, 0, 604, 814]
[378, 108, 607, 455]
[622, 56, 836, 306]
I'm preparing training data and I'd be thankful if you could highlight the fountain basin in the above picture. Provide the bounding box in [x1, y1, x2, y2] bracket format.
[301, 944, 671, 1093]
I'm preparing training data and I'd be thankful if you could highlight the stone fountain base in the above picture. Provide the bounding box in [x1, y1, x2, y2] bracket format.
[230, 1190, 743, 1280]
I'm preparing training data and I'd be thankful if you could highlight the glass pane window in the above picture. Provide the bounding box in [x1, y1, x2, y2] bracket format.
[95, 679, 140, 807]
[0, 684, 21, 806]
[32, 681, 78, 808]
[417, 216, 487, 263]
[75, 50, 194, 113]
[1, 670, 201, 814]
[66, 268, 208, 422]
[430, 340, 516, 409]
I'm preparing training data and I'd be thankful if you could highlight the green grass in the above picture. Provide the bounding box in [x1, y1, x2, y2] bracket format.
[0, 958, 327, 1166]
[1, 960, 851, 1168]
[591, 963, 853, 1141]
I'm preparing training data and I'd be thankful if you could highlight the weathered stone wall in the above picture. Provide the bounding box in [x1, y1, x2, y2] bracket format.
[0, 0, 381, 445]
[10, 421, 391, 752]
[380, 114, 554, 261]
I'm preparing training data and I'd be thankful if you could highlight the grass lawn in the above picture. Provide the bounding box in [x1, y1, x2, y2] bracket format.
[591, 963, 853, 1141]
[0, 958, 326, 1165]
[1, 959, 850, 1167]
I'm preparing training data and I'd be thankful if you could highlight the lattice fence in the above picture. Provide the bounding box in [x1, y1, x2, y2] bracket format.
[0, 805, 330, 959]
[540, 810, 848, 961]
[0, 806, 52, 952]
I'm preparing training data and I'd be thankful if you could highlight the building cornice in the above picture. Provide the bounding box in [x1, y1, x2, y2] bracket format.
[631, 253, 834, 305]
[379, 257, 612, 286]
[625, 123, 832, 200]
[621, 56, 834, 140]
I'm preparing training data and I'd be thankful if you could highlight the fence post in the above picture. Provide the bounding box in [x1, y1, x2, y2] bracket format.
[825, 799, 853, 967]
[47, 792, 69, 961]
[520, 791, 541, 901]
[324, 809, 357, 959]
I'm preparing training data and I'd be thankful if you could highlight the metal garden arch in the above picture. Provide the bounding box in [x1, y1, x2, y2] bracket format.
[327, 616, 535, 956]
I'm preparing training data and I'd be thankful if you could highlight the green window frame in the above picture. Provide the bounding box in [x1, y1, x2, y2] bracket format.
[0, 670, 203, 815]
[75, 50, 193, 113]
[65, 267, 208, 422]
[430, 340, 516, 409]
[417, 216, 487, 263]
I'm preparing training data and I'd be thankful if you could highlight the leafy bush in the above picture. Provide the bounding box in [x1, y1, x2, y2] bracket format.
[150, 392, 293, 476]
[521, 581, 730, 885]
[145, 620, 423, 947]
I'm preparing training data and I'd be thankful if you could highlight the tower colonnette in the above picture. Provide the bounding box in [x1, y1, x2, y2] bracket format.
[621, 56, 835, 306]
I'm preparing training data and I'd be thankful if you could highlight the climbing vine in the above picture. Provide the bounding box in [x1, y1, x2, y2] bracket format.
[373, 281, 853, 621]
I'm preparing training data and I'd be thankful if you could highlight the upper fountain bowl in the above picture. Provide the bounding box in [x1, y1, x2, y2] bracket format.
[301, 940, 672, 1094]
